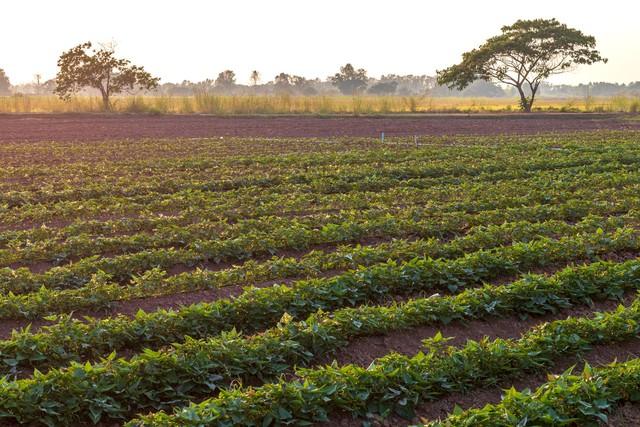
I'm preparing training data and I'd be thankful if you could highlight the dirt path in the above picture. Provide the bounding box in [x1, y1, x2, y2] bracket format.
[1, 113, 637, 142]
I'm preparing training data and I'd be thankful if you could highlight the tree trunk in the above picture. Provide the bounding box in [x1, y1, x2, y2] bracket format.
[98, 85, 111, 111]
[101, 93, 111, 111]
[528, 84, 539, 113]
[516, 86, 532, 113]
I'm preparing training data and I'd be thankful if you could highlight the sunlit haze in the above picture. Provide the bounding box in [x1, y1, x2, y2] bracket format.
[2, 0, 639, 85]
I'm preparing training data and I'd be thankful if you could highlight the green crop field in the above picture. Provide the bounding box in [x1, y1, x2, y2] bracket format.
[2, 130, 640, 426]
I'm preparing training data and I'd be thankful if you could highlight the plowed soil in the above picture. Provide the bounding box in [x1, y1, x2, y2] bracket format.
[1, 113, 638, 142]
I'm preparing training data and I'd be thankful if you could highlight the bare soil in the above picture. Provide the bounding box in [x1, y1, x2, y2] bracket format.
[319, 294, 633, 368]
[1, 113, 637, 142]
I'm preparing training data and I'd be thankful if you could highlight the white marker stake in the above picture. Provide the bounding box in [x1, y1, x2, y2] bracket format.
[414, 135, 418, 147]
[380, 132, 385, 143]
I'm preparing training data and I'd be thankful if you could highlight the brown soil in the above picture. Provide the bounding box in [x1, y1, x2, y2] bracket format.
[319, 295, 633, 368]
[609, 402, 640, 426]
[7, 261, 54, 274]
[0, 113, 637, 142]
[0, 278, 276, 339]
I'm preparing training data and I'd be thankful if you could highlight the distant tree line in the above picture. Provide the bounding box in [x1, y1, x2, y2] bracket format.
[7, 63, 638, 100]
[155, 66, 529, 98]
[538, 81, 640, 98]
[0, 19, 623, 112]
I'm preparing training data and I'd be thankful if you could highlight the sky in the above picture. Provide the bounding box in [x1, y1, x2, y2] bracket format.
[1, 0, 639, 86]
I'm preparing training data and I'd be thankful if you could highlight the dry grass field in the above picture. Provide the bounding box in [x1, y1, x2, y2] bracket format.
[1, 94, 639, 114]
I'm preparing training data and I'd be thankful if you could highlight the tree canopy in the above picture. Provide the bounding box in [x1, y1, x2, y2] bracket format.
[273, 72, 292, 94]
[329, 63, 368, 95]
[368, 81, 398, 95]
[215, 70, 236, 89]
[291, 75, 317, 95]
[437, 18, 607, 112]
[55, 42, 159, 111]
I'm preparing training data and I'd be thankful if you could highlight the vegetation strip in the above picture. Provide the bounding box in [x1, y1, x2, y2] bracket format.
[4, 132, 640, 426]
[3, 191, 637, 294]
[3, 255, 640, 424]
[6, 153, 606, 226]
[1, 145, 636, 240]
[125, 298, 640, 426]
[1, 171, 620, 267]
[0, 214, 630, 320]
[2, 144, 631, 209]
[0, 227, 636, 375]
[425, 359, 640, 426]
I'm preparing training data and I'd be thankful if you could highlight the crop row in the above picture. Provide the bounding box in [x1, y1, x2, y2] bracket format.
[5, 133, 639, 210]
[4, 141, 633, 207]
[3, 151, 604, 221]
[0, 174, 546, 249]
[2, 159, 613, 245]
[0, 154, 637, 249]
[426, 359, 640, 426]
[4, 161, 640, 266]
[1, 141, 499, 193]
[1, 214, 628, 320]
[7, 164, 629, 265]
[4, 188, 638, 295]
[0, 135, 389, 171]
[2, 153, 635, 231]
[126, 296, 640, 426]
[3, 254, 640, 424]
[0, 227, 636, 376]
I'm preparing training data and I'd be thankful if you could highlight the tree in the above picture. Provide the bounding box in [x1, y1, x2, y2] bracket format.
[42, 79, 57, 94]
[55, 42, 159, 111]
[291, 76, 317, 95]
[273, 72, 292, 94]
[0, 68, 11, 95]
[329, 63, 368, 95]
[367, 81, 398, 95]
[250, 70, 260, 86]
[437, 19, 606, 112]
[215, 70, 236, 89]
[459, 80, 506, 98]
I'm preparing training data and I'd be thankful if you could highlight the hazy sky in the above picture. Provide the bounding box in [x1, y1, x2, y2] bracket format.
[2, 0, 639, 85]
